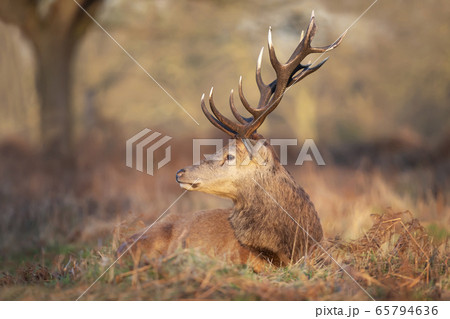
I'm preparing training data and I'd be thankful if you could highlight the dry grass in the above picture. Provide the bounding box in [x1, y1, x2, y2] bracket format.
[0, 137, 448, 300]
[0, 209, 447, 300]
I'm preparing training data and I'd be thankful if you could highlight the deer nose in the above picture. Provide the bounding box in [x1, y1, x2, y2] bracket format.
[176, 169, 185, 182]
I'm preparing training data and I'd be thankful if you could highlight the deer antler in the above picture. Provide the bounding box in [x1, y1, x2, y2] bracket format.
[201, 11, 345, 140]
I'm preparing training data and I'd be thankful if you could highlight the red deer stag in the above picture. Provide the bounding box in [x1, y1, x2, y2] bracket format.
[119, 13, 344, 270]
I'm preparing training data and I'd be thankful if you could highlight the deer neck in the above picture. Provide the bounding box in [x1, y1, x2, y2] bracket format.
[228, 165, 322, 265]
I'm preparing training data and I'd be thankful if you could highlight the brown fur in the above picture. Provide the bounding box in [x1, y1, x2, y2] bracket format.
[117, 208, 268, 271]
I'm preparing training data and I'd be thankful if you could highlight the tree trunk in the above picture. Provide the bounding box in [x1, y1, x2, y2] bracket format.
[35, 36, 75, 163]
[0, 0, 103, 164]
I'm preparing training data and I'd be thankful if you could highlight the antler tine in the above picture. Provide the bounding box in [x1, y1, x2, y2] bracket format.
[291, 57, 328, 84]
[238, 76, 259, 117]
[255, 47, 266, 93]
[286, 12, 317, 65]
[229, 90, 251, 124]
[208, 87, 244, 134]
[288, 11, 346, 67]
[201, 93, 236, 137]
[267, 26, 284, 74]
[255, 47, 277, 111]
[314, 31, 347, 53]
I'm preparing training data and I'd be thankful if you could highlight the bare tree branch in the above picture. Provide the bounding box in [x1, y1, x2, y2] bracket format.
[0, 0, 39, 43]
[69, 0, 104, 42]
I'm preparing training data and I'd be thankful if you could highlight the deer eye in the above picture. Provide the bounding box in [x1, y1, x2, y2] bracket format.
[225, 154, 235, 161]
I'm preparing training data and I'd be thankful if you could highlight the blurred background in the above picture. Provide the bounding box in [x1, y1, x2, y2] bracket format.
[0, 0, 449, 261]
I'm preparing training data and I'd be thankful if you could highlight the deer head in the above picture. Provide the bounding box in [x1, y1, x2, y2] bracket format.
[176, 12, 344, 198]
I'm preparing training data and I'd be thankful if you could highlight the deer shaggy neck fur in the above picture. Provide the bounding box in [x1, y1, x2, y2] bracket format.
[229, 148, 322, 266]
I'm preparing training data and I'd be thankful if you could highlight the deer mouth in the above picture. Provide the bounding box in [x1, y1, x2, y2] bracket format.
[178, 181, 200, 189]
